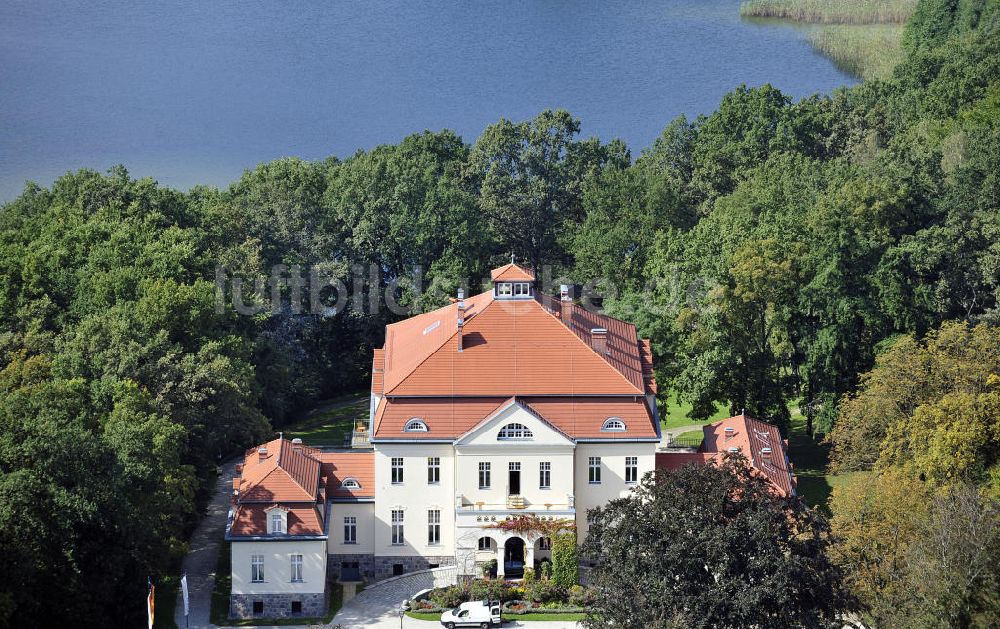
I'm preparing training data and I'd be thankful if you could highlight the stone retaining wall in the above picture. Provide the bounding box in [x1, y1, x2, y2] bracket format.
[229, 592, 325, 620]
[374, 554, 456, 582]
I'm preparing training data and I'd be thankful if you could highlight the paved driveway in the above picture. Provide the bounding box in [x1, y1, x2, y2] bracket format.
[331, 569, 581, 629]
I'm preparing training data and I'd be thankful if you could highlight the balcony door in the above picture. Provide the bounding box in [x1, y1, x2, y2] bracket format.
[508, 462, 521, 495]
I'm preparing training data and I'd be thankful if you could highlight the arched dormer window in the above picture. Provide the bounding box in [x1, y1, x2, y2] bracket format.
[602, 417, 627, 432]
[403, 418, 428, 432]
[497, 422, 533, 440]
[340, 478, 361, 490]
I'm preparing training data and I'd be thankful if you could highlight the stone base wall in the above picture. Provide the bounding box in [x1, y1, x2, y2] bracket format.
[230, 592, 325, 620]
[374, 554, 455, 582]
[327, 553, 375, 583]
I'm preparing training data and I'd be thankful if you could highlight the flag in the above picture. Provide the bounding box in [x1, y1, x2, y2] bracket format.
[147, 578, 155, 629]
[181, 574, 189, 617]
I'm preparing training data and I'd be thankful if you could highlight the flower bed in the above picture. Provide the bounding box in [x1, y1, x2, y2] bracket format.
[409, 578, 595, 616]
[503, 600, 586, 615]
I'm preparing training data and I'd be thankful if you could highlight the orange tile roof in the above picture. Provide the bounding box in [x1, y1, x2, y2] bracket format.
[656, 415, 797, 496]
[237, 438, 321, 502]
[490, 262, 535, 282]
[655, 452, 715, 470]
[384, 295, 645, 396]
[317, 451, 375, 499]
[373, 396, 657, 440]
[230, 504, 325, 537]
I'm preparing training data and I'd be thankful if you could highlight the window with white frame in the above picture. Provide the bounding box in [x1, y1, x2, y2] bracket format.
[497, 282, 512, 296]
[344, 516, 357, 544]
[513, 282, 530, 296]
[588, 456, 602, 484]
[625, 456, 638, 484]
[427, 457, 440, 484]
[602, 417, 627, 432]
[290, 554, 303, 582]
[427, 510, 441, 545]
[391, 509, 404, 545]
[538, 537, 552, 550]
[251, 554, 264, 582]
[478, 536, 494, 551]
[497, 422, 533, 440]
[403, 418, 428, 432]
[478, 462, 491, 489]
[391, 457, 403, 484]
[539, 461, 551, 489]
[269, 511, 285, 534]
[340, 478, 361, 490]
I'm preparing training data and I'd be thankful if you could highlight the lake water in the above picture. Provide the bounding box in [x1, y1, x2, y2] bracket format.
[0, 0, 855, 201]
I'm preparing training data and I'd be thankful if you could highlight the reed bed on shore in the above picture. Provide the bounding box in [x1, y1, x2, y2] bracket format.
[809, 24, 905, 80]
[740, 0, 918, 25]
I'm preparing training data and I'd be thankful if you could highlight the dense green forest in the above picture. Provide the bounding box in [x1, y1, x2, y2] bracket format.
[1, 0, 998, 626]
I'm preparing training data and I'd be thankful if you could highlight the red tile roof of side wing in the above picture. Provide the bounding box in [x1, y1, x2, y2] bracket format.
[387, 297, 644, 396]
[490, 263, 535, 282]
[656, 452, 716, 470]
[317, 451, 375, 499]
[238, 438, 321, 502]
[701, 415, 797, 497]
[373, 396, 657, 439]
[230, 504, 325, 537]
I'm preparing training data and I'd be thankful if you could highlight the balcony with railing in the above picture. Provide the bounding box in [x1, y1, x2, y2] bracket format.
[349, 419, 372, 448]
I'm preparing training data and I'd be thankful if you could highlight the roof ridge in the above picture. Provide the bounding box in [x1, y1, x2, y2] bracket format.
[276, 439, 319, 498]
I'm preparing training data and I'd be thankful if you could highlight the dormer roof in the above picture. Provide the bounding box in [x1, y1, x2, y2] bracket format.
[490, 262, 535, 282]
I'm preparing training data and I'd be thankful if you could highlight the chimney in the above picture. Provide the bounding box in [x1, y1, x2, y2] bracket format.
[560, 284, 572, 324]
[257, 446, 268, 462]
[457, 288, 465, 352]
[291, 437, 303, 451]
[590, 327, 608, 354]
[724, 426, 735, 440]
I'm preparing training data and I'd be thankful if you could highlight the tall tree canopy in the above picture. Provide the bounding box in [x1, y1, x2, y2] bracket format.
[582, 457, 854, 628]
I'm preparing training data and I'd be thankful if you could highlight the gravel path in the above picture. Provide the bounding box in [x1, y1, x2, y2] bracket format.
[173, 456, 239, 629]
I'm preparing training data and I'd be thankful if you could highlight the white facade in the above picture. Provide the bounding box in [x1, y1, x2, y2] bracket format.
[231, 540, 327, 595]
[363, 400, 656, 577]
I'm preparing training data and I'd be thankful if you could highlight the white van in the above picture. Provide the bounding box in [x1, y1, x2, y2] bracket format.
[439, 600, 502, 628]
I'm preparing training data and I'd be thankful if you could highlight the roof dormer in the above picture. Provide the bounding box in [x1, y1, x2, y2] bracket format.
[490, 260, 535, 300]
[264, 505, 289, 535]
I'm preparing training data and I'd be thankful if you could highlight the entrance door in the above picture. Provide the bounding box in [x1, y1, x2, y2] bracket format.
[508, 462, 521, 495]
[504, 537, 525, 578]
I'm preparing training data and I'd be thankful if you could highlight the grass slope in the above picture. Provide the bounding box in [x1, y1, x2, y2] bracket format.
[786, 405, 865, 514]
[283, 394, 368, 446]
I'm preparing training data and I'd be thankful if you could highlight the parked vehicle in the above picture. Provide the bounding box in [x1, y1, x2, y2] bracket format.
[440, 600, 502, 628]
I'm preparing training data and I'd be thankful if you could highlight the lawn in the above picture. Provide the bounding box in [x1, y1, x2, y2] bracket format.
[660, 389, 730, 432]
[283, 393, 368, 446]
[210, 540, 344, 626]
[785, 404, 866, 514]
